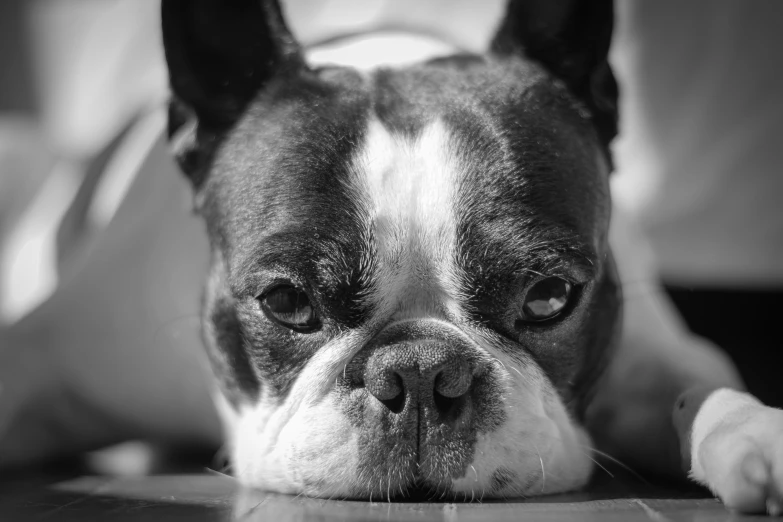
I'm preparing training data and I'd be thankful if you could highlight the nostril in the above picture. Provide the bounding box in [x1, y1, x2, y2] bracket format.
[366, 368, 402, 400]
[380, 388, 406, 414]
[433, 365, 471, 398]
[432, 363, 472, 424]
[433, 390, 468, 424]
[367, 371, 407, 413]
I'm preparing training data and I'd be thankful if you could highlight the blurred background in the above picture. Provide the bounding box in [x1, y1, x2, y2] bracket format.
[0, 0, 781, 464]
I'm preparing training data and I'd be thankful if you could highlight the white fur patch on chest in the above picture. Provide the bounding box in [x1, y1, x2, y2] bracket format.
[306, 32, 460, 71]
[352, 118, 465, 319]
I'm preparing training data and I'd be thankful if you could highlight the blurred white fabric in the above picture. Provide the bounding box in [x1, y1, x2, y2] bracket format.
[28, 0, 167, 158]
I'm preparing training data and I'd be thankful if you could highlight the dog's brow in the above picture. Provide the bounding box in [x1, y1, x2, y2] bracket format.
[523, 247, 598, 280]
[460, 231, 599, 283]
[516, 248, 596, 281]
[231, 231, 370, 291]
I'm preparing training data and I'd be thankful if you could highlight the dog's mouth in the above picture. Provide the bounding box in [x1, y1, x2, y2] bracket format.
[332, 323, 508, 499]
[347, 394, 482, 493]
[360, 468, 500, 502]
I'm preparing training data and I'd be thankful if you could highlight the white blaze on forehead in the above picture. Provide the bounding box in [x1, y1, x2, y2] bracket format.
[353, 118, 465, 319]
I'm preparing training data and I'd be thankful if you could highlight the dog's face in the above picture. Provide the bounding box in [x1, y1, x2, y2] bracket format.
[163, 0, 620, 499]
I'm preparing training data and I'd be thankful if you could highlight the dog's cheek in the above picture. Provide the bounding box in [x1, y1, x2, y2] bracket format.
[281, 397, 363, 496]
[451, 362, 594, 497]
[231, 393, 362, 496]
[202, 252, 262, 407]
[449, 371, 546, 497]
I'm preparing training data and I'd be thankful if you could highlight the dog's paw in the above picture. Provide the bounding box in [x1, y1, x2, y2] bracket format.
[691, 389, 783, 515]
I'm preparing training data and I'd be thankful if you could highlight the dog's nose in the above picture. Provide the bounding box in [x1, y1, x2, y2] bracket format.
[363, 342, 472, 418]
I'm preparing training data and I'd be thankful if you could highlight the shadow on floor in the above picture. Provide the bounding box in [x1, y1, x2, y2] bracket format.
[0, 459, 749, 522]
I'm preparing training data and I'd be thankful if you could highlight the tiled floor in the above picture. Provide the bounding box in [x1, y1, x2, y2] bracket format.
[0, 466, 766, 521]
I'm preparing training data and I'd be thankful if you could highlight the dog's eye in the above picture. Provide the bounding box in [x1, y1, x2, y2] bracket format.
[259, 286, 318, 331]
[520, 277, 572, 322]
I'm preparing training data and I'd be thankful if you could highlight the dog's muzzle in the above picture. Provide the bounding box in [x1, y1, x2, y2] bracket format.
[344, 320, 487, 452]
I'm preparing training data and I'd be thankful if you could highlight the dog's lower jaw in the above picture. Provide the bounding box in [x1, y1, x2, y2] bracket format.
[221, 385, 594, 500]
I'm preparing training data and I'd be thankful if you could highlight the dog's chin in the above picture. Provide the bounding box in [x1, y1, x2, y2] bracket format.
[376, 478, 464, 503]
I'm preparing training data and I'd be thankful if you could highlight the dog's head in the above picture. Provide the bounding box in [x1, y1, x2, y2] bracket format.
[162, 0, 620, 499]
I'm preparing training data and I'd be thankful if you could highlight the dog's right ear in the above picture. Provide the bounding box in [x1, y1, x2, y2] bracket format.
[162, 0, 305, 185]
[490, 0, 617, 160]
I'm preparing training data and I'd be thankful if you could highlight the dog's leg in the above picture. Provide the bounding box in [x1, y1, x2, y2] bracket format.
[588, 208, 783, 514]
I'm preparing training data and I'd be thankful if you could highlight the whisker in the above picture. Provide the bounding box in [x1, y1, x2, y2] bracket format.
[586, 455, 614, 479]
[204, 467, 237, 482]
[536, 432, 649, 487]
[509, 366, 525, 378]
[533, 443, 546, 494]
[583, 445, 652, 485]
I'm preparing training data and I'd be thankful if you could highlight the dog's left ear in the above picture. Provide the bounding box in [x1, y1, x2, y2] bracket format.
[491, 0, 618, 153]
[162, 0, 305, 186]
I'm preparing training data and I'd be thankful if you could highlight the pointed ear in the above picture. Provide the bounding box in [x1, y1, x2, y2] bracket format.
[491, 0, 618, 153]
[162, 0, 304, 128]
[162, 0, 305, 184]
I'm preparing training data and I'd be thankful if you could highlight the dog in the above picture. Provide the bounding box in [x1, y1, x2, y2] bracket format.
[157, 0, 783, 511]
[157, 0, 783, 512]
[0, 0, 780, 514]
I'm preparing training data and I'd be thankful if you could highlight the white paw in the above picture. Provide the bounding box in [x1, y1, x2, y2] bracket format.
[691, 389, 783, 515]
